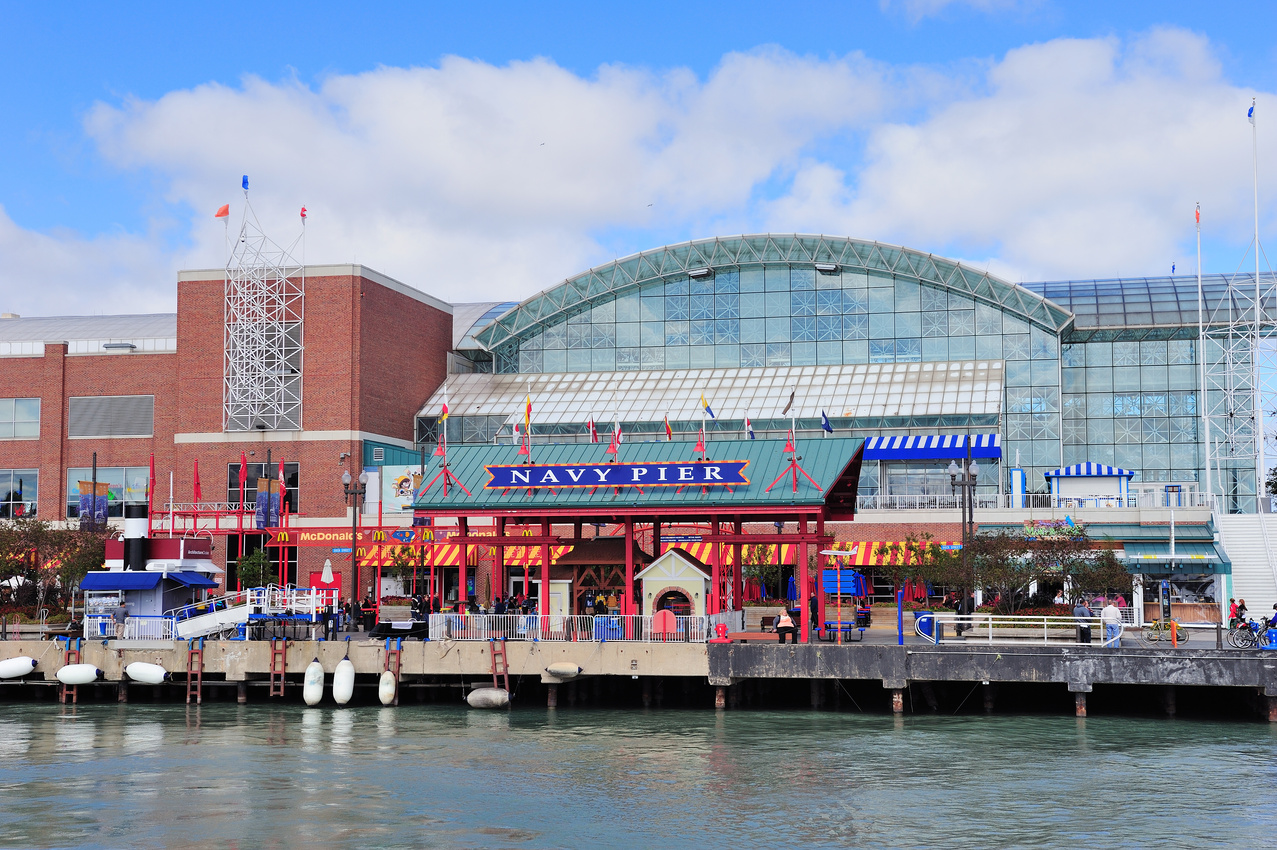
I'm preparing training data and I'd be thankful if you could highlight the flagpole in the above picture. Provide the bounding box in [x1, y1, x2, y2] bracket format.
[1198, 203, 1211, 504]
[1253, 97, 1266, 502]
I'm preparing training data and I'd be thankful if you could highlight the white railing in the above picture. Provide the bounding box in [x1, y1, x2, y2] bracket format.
[917, 612, 1121, 647]
[858, 489, 1213, 512]
[427, 613, 715, 643]
[84, 614, 176, 640]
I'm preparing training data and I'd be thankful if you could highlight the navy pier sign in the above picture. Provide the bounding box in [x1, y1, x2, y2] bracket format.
[485, 460, 750, 489]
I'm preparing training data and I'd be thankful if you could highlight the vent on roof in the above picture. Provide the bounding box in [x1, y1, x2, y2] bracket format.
[68, 395, 154, 438]
[372, 447, 385, 463]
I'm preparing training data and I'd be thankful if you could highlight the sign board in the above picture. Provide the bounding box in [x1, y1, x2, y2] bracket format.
[484, 460, 750, 489]
[380, 465, 425, 512]
[331, 547, 351, 553]
[662, 534, 702, 543]
[265, 527, 446, 547]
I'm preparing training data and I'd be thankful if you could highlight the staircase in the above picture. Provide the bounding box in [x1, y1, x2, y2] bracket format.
[185, 638, 204, 705]
[1216, 514, 1277, 610]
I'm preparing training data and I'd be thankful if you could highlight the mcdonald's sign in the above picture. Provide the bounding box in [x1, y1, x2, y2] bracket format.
[276, 531, 290, 543]
[372, 530, 387, 542]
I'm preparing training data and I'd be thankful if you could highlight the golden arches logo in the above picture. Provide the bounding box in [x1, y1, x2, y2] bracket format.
[372, 530, 387, 542]
[356, 547, 367, 558]
[276, 531, 290, 542]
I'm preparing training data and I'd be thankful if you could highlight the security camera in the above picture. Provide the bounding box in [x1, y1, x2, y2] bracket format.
[339, 452, 350, 465]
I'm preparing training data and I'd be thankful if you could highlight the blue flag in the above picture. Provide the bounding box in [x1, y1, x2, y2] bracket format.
[821, 411, 833, 433]
[1249, 103, 1255, 125]
[745, 415, 755, 440]
[242, 174, 250, 190]
[700, 393, 715, 419]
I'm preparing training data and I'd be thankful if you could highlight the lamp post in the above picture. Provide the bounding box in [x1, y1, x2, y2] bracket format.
[948, 456, 980, 617]
[342, 469, 368, 605]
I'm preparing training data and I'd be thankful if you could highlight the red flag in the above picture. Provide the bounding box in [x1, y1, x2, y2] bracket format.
[587, 417, 598, 443]
[193, 459, 202, 503]
[664, 415, 673, 441]
[1195, 203, 1200, 225]
[214, 204, 230, 218]
[300, 206, 308, 220]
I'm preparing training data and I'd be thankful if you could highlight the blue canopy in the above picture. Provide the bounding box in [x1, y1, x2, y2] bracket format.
[80, 571, 218, 591]
[1044, 463, 1134, 479]
[863, 434, 1000, 461]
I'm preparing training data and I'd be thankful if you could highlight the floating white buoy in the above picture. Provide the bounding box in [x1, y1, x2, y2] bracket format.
[466, 687, 511, 709]
[0, 656, 37, 679]
[545, 662, 582, 679]
[378, 670, 397, 706]
[333, 657, 355, 705]
[123, 662, 167, 685]
[55, 664, 101, 686]
[303, 659, 324, 706]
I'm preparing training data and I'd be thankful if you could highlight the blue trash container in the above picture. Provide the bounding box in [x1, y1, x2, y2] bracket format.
[915, 612, 934, 639]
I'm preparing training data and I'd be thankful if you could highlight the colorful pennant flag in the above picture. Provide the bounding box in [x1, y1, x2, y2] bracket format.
[664, 415, 673, 441]
[214, 204, 230, 218]
[782, 390, 795, 416]
[300, 206, 308, 220]
[587, 417, 598, 443]
[439, 402, 449, 421]
[821, 411, 833, 433]
[701, 393, 715, 419]
[745, 415, 755, 440]
[525, 394, 532, 434]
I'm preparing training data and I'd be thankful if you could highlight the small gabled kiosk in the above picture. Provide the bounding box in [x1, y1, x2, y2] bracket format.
[412, 436, 863, 642]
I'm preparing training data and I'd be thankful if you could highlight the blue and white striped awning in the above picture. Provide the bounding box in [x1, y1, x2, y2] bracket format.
[863, 434, 1001, 461]
[1043, 463, 1134, 479]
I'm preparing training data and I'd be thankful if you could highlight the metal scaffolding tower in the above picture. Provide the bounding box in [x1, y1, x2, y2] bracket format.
[223, 200, 305, 432]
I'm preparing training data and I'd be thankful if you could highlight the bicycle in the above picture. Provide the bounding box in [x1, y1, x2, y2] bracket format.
[1142, 618, 1189, 644]
[1230, 617, 1274, 649]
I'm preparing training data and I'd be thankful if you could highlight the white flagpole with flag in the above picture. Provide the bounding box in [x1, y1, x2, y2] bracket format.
[1251, 97, 1266, 499]
[1198, 202, 1211, 501]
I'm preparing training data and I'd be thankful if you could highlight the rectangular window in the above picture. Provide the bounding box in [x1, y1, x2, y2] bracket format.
[227, 462, 300, 511]
[0, 398, 40, 440]
[0, 469, 37, 518]
[68, 395, 154, 438]
[65, 466, 148, 518]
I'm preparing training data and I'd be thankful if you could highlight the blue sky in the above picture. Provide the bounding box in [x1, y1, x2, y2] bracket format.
[3, 0, 1277, 314]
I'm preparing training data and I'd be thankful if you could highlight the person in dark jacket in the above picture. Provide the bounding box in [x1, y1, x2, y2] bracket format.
[1074, 601, 1095, 644]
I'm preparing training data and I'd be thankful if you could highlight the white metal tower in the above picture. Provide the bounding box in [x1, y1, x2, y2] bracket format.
[223, 199, 305, 432]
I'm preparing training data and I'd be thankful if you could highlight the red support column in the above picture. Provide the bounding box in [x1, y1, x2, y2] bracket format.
[652, 519, 661, 558]
[799, 515, 810, 644]
[709, 514, 720, 614]
[540, 518, 551, 616]
[495, 517, 506, 604]
[458, 517, 469, 605]
[624, 518, 635, 616]
[732, 518, 744, 611]
[816, 515, 827, 634]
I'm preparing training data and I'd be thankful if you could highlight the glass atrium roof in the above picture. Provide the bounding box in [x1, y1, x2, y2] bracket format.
[1023, 273, 1277, 329]
[475, 235, 1074, 352]
[421, 360, 1003, 427]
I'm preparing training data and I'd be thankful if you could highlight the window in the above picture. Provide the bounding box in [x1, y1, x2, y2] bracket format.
[68, 396, 154, 438]
[65, 466, 148, 518]
[227, 462, 300, 511]
[0, 398, 40, 439]
[0, 469, 37, 518]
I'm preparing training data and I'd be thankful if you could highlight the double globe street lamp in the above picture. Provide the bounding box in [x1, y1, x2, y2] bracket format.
[342, 469, 369, 605]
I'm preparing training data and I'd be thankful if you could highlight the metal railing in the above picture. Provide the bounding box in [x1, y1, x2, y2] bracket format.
[918, 612, 1121, 647]
[858, 489, 1213, 512]
[426, 613, 714, 643]
[84, 614, 176, 640]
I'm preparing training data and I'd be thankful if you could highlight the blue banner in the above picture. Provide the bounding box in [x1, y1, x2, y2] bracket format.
[484, 460, 750, 489]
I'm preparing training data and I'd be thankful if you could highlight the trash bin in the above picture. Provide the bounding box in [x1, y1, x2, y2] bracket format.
[915, 612, 934, 639]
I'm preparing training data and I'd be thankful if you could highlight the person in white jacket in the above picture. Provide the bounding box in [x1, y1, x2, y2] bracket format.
[1100, 601, 1123, 646]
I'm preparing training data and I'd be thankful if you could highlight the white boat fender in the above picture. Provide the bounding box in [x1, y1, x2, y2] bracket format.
[333, 656, 356, 706]
[55, 664, 101, 686]
[303, 658, 324, 706]
[0, 656, 37, 679]
[466, 687, 511, 709]
[378, 670, 397, 706]
[545, 662, 582, 679]
[123, 662, 168, 685]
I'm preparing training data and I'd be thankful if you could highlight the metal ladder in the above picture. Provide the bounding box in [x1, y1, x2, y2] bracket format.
[269, 638, 287, 697]
[185, 638, 205, 705]
[58, 638, 82, 705]
[490, 638, 509, 692]
[383, 638, 403, 706]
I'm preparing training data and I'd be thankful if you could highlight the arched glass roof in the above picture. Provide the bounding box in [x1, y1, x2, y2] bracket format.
[474, 235, 1074, 351]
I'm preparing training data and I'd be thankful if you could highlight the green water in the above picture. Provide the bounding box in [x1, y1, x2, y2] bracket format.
[0, 703, 1272, 848]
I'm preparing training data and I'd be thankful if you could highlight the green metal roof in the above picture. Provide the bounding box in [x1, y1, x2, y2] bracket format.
[412, 437, 862, 514]
[474, 234, 1074, 352]
[1120, 541, 1231, 575]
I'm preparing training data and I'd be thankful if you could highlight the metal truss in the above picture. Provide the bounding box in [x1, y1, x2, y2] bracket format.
[223, 203, 304, 432]
[1201, 261, 1277, 513]
[474, 234, 1075, 352]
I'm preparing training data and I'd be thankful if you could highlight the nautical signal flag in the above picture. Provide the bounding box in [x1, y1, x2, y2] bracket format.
[745, 415, 755, 440]
[300, 206, 307, 220]
[664, 415, 673, 441]
[1249, 100, 1256, 125]
[700, 394, 715, 419]
[782, 390, 795, 415]
[439, 402, 448, 421]
[587, 417, 598, 443]
[525, 395, 532, 433]
[1196, 203, 1200, 225]
[242, 175, 249, 190]
[214, 204, 230, 218]
[821, 411, 833, 433]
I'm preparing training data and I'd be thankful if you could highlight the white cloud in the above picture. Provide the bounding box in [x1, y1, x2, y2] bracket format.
[879, 0, 1037, 25]
[764, 27, 1276, 281]
[1, 30, 1275, 317]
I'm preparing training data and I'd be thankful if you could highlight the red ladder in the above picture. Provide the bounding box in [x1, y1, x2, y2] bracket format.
[186, 638, 205, 705]
[383, 638, 402, 706]
[58, 638, 82, 705]
[490, 638, 509, 692]
[269, 637, 287, 697]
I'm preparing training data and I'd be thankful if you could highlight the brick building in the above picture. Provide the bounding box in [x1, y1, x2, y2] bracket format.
[0, 265, 451, 597]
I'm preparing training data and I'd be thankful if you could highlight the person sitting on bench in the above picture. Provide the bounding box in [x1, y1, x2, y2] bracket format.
[775, 609, 798, 644]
